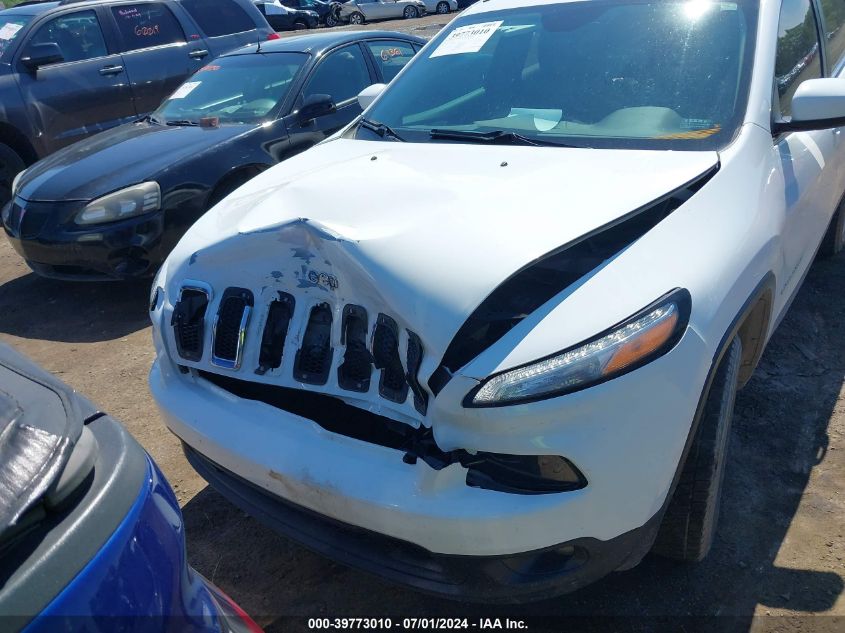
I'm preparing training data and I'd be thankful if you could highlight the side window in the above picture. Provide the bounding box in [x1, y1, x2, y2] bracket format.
[775, 0, 823, 117]
[303, 45, 371, 104]
[182, 0, 256, 37]
[366, 40, 415, 83]
[819, 0, 845, 72]
[111, 3, 186, 52]
[28, 11, 108, 63]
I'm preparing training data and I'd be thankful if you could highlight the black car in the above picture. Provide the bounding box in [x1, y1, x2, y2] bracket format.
[281, 0, 338, 27]
[2, 31, 424, 280]
[0, 0, 276, 208]
[254, 0, 318, 30]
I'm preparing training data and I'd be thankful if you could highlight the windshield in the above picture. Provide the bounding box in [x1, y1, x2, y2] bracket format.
[363, 0, 758, 150]
[155, 52, 307, 125]
[0, 15, 33, 58]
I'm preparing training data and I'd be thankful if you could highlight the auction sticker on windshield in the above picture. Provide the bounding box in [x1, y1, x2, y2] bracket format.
[170, 81, 201, 99]
[430, 21, 502, 58]
[0, 23, 23, 40]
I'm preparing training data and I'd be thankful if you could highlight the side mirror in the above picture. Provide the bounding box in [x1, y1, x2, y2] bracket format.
[357, 83, 386, 110]
[21, 42, 65, 72]
[774, 78, 845, 133]
[298, 93, 336, 122]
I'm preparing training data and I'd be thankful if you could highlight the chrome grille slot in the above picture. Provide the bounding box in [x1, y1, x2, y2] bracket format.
[212, 287, 253, 370]
[294, 303, 333, 385]
[171, 286, 210, 362]
[406, 331, 428, 415]
[338, 305, 371, 392]
[256, 292, 295, 375]
[373, 314, 408, 404]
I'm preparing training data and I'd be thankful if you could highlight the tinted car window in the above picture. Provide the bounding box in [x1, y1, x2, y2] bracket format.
[156, 52, 306, 123]
[365, 1, 758, 150]
[819, 0, 845, 72]
[775, 0, 823, 117]
[366, 40, 414, 82]
[29, 11, 108, 63]
[111, 3, 186, 52]
[303, 45, 370, 104]
[0, 14, 33, 58]
[182, 0, 256, 36]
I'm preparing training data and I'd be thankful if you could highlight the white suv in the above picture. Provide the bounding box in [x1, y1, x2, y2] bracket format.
[150, 0, 845, 600]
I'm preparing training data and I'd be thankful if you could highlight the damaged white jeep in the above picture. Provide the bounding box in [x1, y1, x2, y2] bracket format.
[150, 0, 845, 601]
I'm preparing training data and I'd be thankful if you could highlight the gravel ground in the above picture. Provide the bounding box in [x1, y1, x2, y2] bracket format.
[0, 14, 843, 633]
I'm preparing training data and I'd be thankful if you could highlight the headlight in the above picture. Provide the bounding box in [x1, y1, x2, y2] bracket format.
[75, 182, 161, 225]
[11, 171, 23, 197]
[466, 289, 690, 407]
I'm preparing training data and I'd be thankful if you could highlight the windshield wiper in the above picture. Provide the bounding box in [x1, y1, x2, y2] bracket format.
[139, 114, 162, 125]
[430, 129, 576, 147]
[165, 119, 200, 127]
[359, 118, 404, 142]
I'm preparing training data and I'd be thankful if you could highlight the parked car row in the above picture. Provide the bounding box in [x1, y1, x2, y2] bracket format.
[3, 0, 845, 621]
[4, 30, 423, 279]
[0, 0, 277, 208]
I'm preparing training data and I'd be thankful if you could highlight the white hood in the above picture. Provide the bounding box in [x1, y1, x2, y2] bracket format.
[166, 139, 718, 363]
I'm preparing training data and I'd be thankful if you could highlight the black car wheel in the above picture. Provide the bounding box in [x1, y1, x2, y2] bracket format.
[348, 11, 364, 24]
[403, 5, 418, 18]
[819, 197, 845, 257]
[436, 1, 450, 13]
[652, 337, 742, 562]
[0, 143, 25, 210]
[325, 13, 338, 27]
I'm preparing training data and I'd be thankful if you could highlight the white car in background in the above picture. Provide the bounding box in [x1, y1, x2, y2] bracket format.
[339, 0, 426, 24]
[150, 0, 845, 601]
[422, 0, 457, 15]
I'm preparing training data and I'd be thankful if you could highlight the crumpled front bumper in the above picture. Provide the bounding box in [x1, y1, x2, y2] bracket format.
[150, 318, 708, 558]
[184, 443, 662, 603]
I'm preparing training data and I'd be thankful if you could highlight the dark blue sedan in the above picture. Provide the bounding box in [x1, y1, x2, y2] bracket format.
[2, 30, 424, 280]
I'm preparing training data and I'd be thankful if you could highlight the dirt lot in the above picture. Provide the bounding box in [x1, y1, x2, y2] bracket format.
[0, 13, 843, 633]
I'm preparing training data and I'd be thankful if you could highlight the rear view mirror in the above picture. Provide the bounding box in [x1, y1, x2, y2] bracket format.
[357, 83, 386, 110]
[774, 78, 845, 133]
[298, 94, 336, 122]
[21, 42, 65, 72]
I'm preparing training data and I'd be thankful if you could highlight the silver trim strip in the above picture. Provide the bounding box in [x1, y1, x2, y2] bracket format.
[211, 303, 252, 371]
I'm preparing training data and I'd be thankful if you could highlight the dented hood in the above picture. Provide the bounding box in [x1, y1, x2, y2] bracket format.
[169, 139, 718, 360]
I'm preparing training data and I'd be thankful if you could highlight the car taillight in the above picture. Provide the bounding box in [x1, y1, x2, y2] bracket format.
[267, 32, 281, 40]
[212, 586, 264, 633]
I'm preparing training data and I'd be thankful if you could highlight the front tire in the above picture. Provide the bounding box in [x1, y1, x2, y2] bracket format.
[819, 199, 845, 257]
[652, 337, 742, 562]
[348, 11, 364, 24]
[436, 1, 450, 13]
[403, 6, 418, 18]
[325, 13, 338, 27]
[0, 143, 25, 209]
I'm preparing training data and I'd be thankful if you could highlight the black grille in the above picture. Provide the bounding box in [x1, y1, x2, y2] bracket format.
[212, 288, 253, 368]
[338, 305, 371, 392]
[406, 331, 428, 415]
[294, 303, 333, 385]
[256, 292, 295, 375]
[372, 314, 408, 404]
[171, 288, 209, 362]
